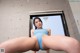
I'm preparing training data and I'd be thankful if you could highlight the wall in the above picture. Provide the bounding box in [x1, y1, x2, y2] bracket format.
[0, 0, 79, 53]
[68, 0, 80, 41]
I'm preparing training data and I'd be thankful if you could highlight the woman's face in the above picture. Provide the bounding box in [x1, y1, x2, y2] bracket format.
[35, 19, 42, 29]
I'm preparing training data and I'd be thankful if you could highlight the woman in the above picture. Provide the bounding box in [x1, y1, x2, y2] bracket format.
[31, 17, 51, 53]
[0, 17, 80, 53]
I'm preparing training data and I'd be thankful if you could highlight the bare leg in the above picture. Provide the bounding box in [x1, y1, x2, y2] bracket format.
[0, 36, 38, 53]
[42, 36, 80, 53]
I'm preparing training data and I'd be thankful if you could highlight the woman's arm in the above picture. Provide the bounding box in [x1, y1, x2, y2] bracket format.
[31, 29, 34, 37]
[47, 28, 51, 36]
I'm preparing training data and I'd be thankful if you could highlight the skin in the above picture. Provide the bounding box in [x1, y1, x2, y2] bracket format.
[0, 36, 80, 53]
[0, 18, 80, 53]
[31, 18, 51, 53]
[31, 18, 80, 53]
[0, 36, 40, 53]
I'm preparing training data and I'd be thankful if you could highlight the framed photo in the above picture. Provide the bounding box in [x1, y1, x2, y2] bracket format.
[29, 11, 70, 37]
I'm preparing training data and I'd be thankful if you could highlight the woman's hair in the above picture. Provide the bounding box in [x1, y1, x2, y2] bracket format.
[33, 17, 42, 29]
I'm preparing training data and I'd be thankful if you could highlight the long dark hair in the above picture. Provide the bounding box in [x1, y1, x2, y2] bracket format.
[33, 17, 43, 29]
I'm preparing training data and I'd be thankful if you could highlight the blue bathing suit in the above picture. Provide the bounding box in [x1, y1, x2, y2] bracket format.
[34, 29, 48, 50]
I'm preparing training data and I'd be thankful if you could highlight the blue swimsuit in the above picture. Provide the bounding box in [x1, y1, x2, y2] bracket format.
[34, 29, 48, 50]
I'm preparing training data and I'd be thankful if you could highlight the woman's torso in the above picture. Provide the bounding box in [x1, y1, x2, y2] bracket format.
[33, 29, 48, 50]
[34, 29, 48, 36]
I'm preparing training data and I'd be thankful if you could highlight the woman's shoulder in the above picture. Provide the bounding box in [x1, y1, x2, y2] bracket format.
[31, 29, 34, 32]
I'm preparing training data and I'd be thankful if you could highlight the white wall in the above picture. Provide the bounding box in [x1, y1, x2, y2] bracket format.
[0, 0, 79, 53]
[68, 0, 80, 40]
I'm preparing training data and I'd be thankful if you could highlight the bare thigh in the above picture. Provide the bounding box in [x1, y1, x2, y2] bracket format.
[42, 35, 79, 51]
[0, 37, 37, 53]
